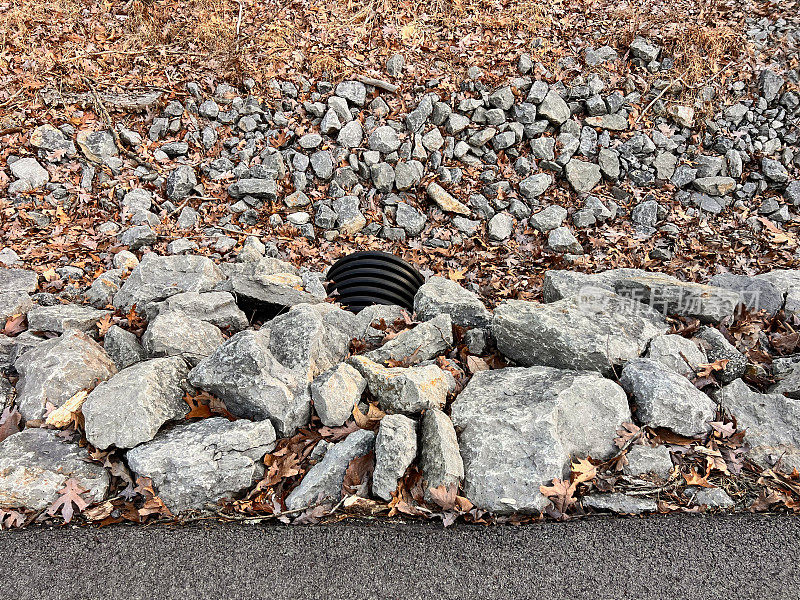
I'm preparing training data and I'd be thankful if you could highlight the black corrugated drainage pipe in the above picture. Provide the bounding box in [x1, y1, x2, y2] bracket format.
[325, 251, 424, 313]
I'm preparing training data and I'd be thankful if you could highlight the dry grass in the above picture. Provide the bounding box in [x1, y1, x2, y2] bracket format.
[0, 0, 787, 115]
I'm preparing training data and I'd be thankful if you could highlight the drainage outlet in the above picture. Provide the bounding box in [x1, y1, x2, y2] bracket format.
[326, 251, 424, 313]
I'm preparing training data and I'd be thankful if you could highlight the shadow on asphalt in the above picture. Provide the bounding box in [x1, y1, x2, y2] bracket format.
[1, 512, 798, 600]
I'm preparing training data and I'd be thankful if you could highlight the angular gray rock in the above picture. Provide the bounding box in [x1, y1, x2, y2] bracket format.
[519, 173, 553, 199]
[369, 126, 401, 153]
[365, 314, 453, 366]
[713, 379, 800, 473]
[114, 254, 226, 313]
[349, 356, 453, 415]
[709, 273, 783, 318]
[26, 304, 111, 336]
[693, 176, 736, 196]
[311, 363, 366, 427]
[419, 409, 463, 497]
[582, 493, 658, 514]
[488, 212, 514, 241]
[770, 358, 800, 398]
[413, 277, 491, 327]
[565, 159, 602, 194]
[620, 358, 716, 437]
[126, 417, 276, 513]
[0, 291, 32, 322]
[165, 165, 197, 201]
[104, 324, 147, 370]
[372, 414, 418, 501]
[14, 330, 117, 421]
[9, 157, 49, 189]
[142, 311, 225, 366]
[0, 267, 38, 294]
[612, 272, 742, 323]
[646, 334, 707, 377]
[686, 486, 734, 508]
[265, 303, 356, 381]
[0, 428, 109, 511]
[223, 259, 321, 308]
[83, 356, 189, 449]
[538, 90, 570, 124]
[623, 445, 674, 480]
[144, 291, 249, 332]
[451, 367, 630, 513]
[695, 327, 747, 384]
[547, 226, 583, 254]
[530, 205, 567, 233]
[426, 182, 470, 215]
[492, 288, 666, 374]
[284, 429, 375, 510]
[188, 329, 309, 436]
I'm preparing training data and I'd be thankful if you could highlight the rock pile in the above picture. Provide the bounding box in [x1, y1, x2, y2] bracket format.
[4, 255, 800, 518]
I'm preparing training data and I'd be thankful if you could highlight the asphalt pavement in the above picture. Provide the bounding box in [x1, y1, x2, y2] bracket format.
[0, 513, 797, 600]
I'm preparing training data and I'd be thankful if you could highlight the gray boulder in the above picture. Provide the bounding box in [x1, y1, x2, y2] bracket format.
[413, 277, 491, 327]
[284, 429, 375, 510]
[0, 267, 38, 294]
[189, 329, 309, 437]
[620, 358, 716, 437]
[223, 259, 321, 308]
[114, 254, 226, 313]
[145, 291, 249, 332]
[709, 273, 783, 317]
[713, 379, 800, 472]
[365, 314, 453, 366]
[265, 303, 356, 381]
[612, 272, 741, 323]
[104, 325, 147, 370]
[373, 414, 418, 501]
[142, 311, 225, 366]
[83, 357, 189, 449]
[451, 367, 629, 513]
[126, 417, 276, 513]
[14, 330, 117, 421]
[311, 363, 366, 427]
[623, 445, 674, 480]
[0, 428, 109, 511]
[349, 356, 453, 415]
[492, 288, 666, 374]
[695, 327, 747, 384]
[26, 304, 111, 336]
[565, 159, 602, 194]
[419, 409, 463, 498]
[646, 334, 707, 377]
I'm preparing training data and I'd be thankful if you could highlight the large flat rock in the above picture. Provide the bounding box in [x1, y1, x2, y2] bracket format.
[14, 330, 117, 421]
[451, 366, 630, 514]
[126, 417, 276, 513]
[0, 428, 109, 511]
[713, 379, 800, 473]
[492, 288, 666, 374]
[188, 329, 309, 437]
[113, 254, 226, 313]
[83, 356, 190, 449]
